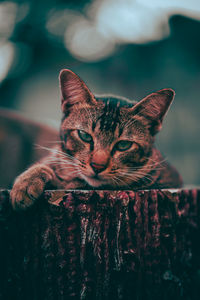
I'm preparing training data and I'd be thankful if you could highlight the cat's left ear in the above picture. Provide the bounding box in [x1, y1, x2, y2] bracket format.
[59, 69, 96, 114]
[131, 88, 175, 135]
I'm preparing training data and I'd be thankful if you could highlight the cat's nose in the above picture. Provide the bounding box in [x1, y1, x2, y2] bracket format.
[90, 162, 106, 174]
[90, 150, 109, 174]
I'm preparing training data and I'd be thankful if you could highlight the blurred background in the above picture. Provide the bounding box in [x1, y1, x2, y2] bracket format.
[0, 0, 199, 186]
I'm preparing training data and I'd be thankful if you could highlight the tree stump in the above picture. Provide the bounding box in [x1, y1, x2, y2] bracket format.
[0, 189, 200, 300]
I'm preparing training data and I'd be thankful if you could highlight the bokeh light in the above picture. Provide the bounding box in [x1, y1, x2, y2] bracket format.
[0, 41, 14, 83]
[63, 0, 200, 61]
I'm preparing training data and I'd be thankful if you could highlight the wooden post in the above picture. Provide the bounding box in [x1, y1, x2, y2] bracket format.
[0, 189, 200, 300]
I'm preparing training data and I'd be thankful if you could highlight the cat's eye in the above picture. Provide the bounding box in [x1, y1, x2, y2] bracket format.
[78, 130, 93, 143]
[115, 140, 133, 151]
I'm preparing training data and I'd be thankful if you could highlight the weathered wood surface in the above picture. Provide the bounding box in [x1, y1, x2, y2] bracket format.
[0, 189, 200, 300]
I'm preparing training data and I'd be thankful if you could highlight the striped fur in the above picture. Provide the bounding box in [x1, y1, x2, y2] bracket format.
[54, 70, 182, 190]
[10, 69, 182, 210]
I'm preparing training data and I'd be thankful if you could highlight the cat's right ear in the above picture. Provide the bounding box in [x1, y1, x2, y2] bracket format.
[59, 69, 96, 114]
[130, 88, 175, 135]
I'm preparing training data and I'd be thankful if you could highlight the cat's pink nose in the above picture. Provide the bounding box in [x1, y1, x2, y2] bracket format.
[90, 151, 109, 174]
[90, 162, 106, 174]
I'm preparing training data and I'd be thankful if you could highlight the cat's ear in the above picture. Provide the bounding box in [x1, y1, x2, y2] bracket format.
[131, 88, 175, 135]
[59, 69, 96, 113]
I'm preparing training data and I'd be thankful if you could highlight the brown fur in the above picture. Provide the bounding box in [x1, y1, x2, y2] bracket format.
[11, 69, 182, 210]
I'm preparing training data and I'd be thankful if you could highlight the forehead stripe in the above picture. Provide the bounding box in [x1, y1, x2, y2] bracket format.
[99, 99, 120, 132]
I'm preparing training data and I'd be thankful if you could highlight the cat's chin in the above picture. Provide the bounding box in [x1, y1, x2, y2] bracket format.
[82, 175, 105, 188]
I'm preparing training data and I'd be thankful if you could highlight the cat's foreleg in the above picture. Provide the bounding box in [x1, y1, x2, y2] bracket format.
[64, 178, 89, 190]
[10, 164, 55, 210]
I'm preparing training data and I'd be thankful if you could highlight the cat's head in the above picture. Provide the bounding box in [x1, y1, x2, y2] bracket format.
[59, 69, 175, 188]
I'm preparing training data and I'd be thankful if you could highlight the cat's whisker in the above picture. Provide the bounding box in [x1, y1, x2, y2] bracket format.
[145, 157, 167, 164]
[35, 145, 67, 157]
[128, 170, 153, 179]
[43, 156, 73, 162]
[125, 164, 160, 170]
[42, 141, 63, 144]
[134, 175, 153, 183]
[111, 175, 126, 188]
[110, 174, 131, 189]
[119, 171, 153, 183]
[117, 177, 132, 189]
[55, 163, 80, 170]
[44, 156, 78, 164]
[110, 176, 119, 187]
[43, 158, 79, 168]
[35, 144, 82, 164]
[124, 158, 167, 172]
[120, 172, 150, 181]
[48, 162, 78, 170]
[128, 167, 163, 172]
[126, 165, 164, 172]
[57, 168, 79, 174]
[143, 163, 165, 168]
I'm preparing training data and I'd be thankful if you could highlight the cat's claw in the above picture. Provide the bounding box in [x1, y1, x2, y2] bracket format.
[10, 190, 36, 211]
[10, 164, 54, 210]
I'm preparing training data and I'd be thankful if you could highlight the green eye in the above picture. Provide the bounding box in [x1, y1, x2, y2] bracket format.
[78, 130, 93, 143]
[115, 140, 133, 151]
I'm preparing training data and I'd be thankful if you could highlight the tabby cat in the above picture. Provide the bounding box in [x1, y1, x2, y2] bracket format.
[11, 69, 182, 210]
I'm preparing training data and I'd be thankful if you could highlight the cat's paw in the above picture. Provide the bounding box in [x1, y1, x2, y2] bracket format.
[10, 164, 55, 211]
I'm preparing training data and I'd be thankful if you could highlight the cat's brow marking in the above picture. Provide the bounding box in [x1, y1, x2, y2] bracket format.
[92, 121, 97, 132]
[99, 99, 121, 132]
